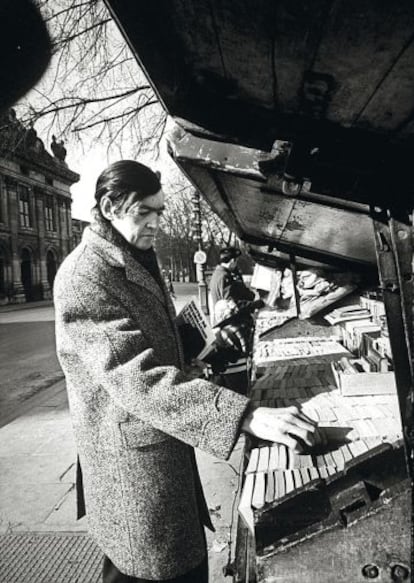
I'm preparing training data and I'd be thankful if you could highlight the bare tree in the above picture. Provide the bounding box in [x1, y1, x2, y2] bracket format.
[156, 171, 238, 280]
[13, 0, 240, 257]
[16, 0, 166, 157]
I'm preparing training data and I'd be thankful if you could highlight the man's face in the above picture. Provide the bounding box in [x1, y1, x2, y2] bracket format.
[110, 189, 165, 250]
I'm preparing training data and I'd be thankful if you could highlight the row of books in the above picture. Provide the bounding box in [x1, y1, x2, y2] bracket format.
[324, 301, 393, 373]
[325, 299, 396, 396]
[335, 354, 391, 375]
[360, 295, 386, 325]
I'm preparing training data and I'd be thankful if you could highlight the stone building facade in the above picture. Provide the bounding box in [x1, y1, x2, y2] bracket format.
[0, 110, 81, 304]
[71, 218, 90, 249]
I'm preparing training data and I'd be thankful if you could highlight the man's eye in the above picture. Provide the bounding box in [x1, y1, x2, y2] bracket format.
[157, 210, 164, 217]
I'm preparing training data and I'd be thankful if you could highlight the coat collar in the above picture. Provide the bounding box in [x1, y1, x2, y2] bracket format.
[83, 225, 167, 307]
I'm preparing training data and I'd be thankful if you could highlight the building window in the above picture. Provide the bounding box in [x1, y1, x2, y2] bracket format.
[18, 185, 32, 228]
[44, 195, 55, 231]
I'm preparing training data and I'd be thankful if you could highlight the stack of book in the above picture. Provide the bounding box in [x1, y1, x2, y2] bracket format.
[360, 295, 386, 323]
[324, 305, 383, 354]
[324, 305, 371, 325]
[324, 298, 395, 395]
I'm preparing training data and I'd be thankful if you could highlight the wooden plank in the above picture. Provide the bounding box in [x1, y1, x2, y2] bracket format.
[311, 0, 414, 128]
[270, 0, 333, 113]
[170, 0, 224, 79]
[209, 0, 275, 107]
[359, 41, 414, 133]
[222, 175, 293, 242]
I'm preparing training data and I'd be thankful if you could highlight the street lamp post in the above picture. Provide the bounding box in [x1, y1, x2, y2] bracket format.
[191, 191, 209, 316]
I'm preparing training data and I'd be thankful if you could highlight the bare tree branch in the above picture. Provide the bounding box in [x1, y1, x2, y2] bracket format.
[53, 19, 111, 47]
[72, 100, 157, 131]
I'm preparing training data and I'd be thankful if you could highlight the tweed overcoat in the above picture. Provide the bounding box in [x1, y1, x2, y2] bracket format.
[53, 222, 249, 580]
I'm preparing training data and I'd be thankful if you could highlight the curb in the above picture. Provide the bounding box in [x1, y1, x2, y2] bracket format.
[0, 301, 54, 314]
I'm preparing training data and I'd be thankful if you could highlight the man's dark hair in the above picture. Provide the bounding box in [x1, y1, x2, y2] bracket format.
[95, 160, 161, 216]
[219, 247, 241, 264]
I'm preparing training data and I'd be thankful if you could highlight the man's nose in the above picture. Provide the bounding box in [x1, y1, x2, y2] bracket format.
[147, 213, 160, 229]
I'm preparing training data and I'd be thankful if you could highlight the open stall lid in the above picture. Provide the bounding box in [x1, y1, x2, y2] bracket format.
[105, 0, 414, 269]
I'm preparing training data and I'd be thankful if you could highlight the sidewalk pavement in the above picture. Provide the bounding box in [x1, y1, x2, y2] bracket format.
[0, 299, 54, 313]
[0, 378, 244, 582]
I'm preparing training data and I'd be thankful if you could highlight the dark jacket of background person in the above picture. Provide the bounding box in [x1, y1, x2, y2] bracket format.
[53, 216, 249, 580]
[210, 264, 255, 325]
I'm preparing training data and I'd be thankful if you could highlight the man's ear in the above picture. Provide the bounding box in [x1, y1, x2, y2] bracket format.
[100, 196, 114, 220]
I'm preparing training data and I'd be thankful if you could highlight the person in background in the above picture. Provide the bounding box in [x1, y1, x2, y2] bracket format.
[209, 246, 262, 394]
[209, 247, 256, 323]
[162, 268, 176, 298]
[54, 160, 317, 583]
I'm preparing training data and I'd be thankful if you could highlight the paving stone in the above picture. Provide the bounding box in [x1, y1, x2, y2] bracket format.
[0, 483, 72, 532]
[0, 454, 76, 485]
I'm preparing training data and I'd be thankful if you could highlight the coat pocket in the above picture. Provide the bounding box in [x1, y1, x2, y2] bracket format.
[119, 419, 169, 448]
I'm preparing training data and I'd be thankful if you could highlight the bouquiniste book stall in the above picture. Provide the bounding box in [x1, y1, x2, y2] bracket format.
[104, 2, 413, 581]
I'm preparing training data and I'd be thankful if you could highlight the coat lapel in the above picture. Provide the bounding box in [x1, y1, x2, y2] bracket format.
[83, 225, 185, 366]
[124, 254, 166, 306]
[83, 226, 166, 306]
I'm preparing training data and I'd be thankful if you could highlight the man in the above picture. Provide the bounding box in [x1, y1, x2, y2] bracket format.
[209, 247, 256, 324]
[209, 247, 260, 393]
[54, 160, 317, 583]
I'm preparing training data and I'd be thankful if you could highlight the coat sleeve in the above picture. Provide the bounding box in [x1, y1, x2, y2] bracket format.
[220, 271, 255, 304]
[55, 274, 250, 460]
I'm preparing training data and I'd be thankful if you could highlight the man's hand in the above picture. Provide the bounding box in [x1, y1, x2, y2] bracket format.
[242, 406, 318, 452]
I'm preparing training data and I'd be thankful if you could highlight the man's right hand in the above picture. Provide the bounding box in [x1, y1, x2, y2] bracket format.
[242, 405, 318, 452]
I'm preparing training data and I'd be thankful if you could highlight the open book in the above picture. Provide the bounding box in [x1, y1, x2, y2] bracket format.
[175, 299, 216, 360]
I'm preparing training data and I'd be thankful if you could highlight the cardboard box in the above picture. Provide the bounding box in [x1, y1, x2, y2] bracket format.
[331, 360, 396, 396]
